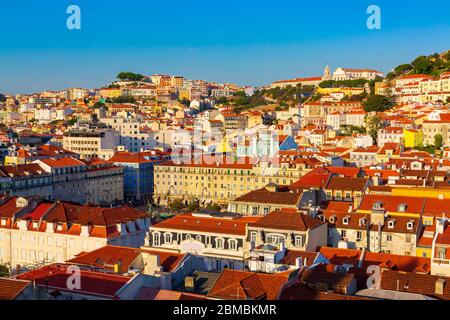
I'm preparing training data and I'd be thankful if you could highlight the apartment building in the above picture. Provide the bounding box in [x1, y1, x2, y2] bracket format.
[62, 127, 120, 159]
[20, 157, 124, 205]
[0, 197, 150, 267]
[144, 211, 261, 271]
[228, 184, 322, 216]
[0, 163, 53, 200]
[422, 115, 450, 147]
[100, 117, 156, 152]
[109, 151, 162, 203]
[153, 157, 306, 206]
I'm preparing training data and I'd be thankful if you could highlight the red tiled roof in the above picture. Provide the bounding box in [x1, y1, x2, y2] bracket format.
[17, 264, 131, 299]
[135, 288, 207, 300]
[380, 270, 449, 299]
[358, 194, 425, 214]
[0, 278, 31, 300]
[40, 157, 85, 168]
[233, 186, 303, 206]
[248, 209, 325, 232]
[325, 176, 368, 191]
[152, 213, 260, 236]
[207, 269, 293, 300]
[109, 151, 153, 164]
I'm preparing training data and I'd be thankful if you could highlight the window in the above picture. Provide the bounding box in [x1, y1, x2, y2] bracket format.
[250, 232, 257, 243]
[229, 239, 238, 250]
[356, 231, 362, 241]
[252, 207, 259, 215]
[438, 248, 446, 259]
[407, 222, 414, 230]
[386, 235, 392, 242]
[295, 236, 303, 247]
[341, 230, 347, 238]
[263, 207, 270, 215]
[153, 233, 160, 246]
[216, 238, 224, 249]
[164, 233, 172, 244]
[267, 234, 283, 245]
[405, 235, 412, 243]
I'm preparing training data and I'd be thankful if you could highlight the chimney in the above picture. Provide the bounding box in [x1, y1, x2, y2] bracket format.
[437, 219, 446, 234]
[353, 196, 362, 210]
[372, 175, 380, 186]
[184, 275, 197, 292]
[80, 225, 90, 237]
[141, 252, 162, 275]
[435, 279, 445, 296]
[46, 222, 54, 233]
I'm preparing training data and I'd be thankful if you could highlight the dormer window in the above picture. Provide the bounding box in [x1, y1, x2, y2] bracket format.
[398, 203, 407, 212]
[373, 201, 383, 210]
[359, 218, 366, 227]
[407, 221, 414, 230]
[329, 216, 336, 224]
[343, 216, 350, 225]
[388, 220, 395, 229]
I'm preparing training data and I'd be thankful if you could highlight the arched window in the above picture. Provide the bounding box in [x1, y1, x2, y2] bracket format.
[228, 239, 238, 251]
[215, 238, 224, 249]
[164, 233, 172, 244]
[153, 233, 160, 246]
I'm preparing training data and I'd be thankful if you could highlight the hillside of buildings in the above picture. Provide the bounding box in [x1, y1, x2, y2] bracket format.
[387, 50, 450, 80]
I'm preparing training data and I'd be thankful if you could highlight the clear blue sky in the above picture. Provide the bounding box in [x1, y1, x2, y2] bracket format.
[1, 0, 449, 94]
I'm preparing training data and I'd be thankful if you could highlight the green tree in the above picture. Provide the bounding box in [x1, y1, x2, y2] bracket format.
[0, 94, 6, 103]
[206, 204, 222, 212]
[366, 115, 384, 145]
[111, 95, 136, 104]
[446, 97, 450, 104]
[93, 101, 106, 109]
[169, 200, 185, 211]
[116, 72, 145, 82]
[215, 96, 228, 105]
[435, 134, 444, 149]
[179, 98, 191, 107]
[66, 118, 77, 126]
[363, 95, 393, 112]
[187, 202, 200, 212]
[411, 56, 433, 74]
[394, 64, 413, 75]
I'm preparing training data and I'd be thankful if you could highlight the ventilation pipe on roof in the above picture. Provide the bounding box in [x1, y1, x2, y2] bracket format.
[357, 247, 366, 269]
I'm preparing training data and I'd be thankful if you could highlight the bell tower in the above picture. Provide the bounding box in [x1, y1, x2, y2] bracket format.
[323, 64, 331, 80]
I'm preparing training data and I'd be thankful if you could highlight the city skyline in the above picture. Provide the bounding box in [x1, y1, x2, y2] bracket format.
[1, 0, 449, 93]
